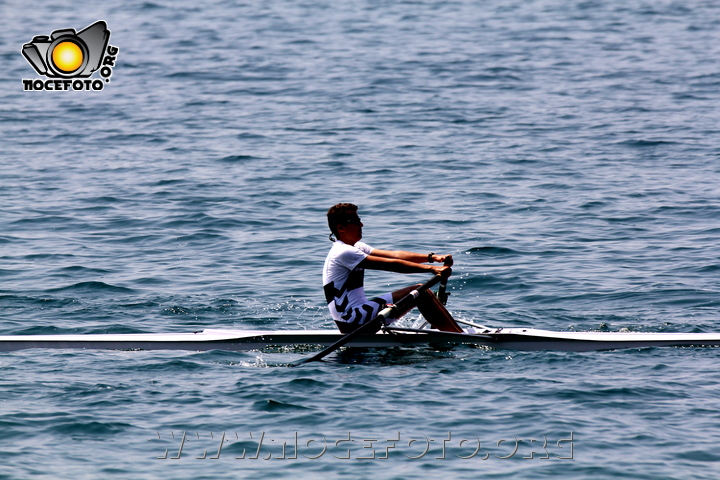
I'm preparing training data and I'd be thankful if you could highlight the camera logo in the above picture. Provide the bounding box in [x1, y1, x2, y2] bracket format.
[22, 21, 119, 91]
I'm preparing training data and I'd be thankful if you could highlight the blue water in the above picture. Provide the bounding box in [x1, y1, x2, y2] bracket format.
[2, 0, 720, 478]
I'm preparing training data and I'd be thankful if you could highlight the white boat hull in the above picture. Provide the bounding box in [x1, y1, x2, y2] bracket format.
[1, 327, 719, 353]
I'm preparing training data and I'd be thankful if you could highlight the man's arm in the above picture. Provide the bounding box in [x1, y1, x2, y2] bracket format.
[369, 249, 453, 266]
[360, 253, 452, 277]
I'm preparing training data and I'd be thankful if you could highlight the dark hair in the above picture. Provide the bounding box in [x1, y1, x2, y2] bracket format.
[327, 203, 358, 240]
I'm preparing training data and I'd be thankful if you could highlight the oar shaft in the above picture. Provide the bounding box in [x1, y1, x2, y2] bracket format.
[437, 257, 452, 305]
[438, 278, 448, 305]
[295, 275, 443, 365]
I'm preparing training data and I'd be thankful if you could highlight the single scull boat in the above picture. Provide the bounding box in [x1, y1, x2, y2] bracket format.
[2, 277, 717, 355]
[1, 326, 719, 353]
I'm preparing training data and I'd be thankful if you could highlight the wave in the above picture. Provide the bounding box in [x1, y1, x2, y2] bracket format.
[45, 282, 135, 294]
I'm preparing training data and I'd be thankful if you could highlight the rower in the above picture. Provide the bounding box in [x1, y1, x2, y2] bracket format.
[322, 203, 463, 334]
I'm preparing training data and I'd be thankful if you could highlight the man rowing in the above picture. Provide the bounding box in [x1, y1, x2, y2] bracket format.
[323, 203, 463, 334]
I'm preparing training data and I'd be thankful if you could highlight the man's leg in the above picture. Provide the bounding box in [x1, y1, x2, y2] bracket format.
[387, 284, 423, 320]
[415, 289, 463, 332]
[391, 284, 422, 303]
[390, 284, 463, 333]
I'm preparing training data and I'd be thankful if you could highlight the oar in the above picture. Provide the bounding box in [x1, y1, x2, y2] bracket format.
[437, 256, 452, 305]
[294, 274, 444, 366]
[437, 279, 448, 305]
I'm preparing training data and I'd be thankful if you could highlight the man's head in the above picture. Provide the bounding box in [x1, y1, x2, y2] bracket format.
[327, 203, 363, 242]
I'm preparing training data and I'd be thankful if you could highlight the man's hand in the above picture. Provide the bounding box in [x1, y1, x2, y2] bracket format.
[432, 265, 452, 278]
[430, 254, 453, 266]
